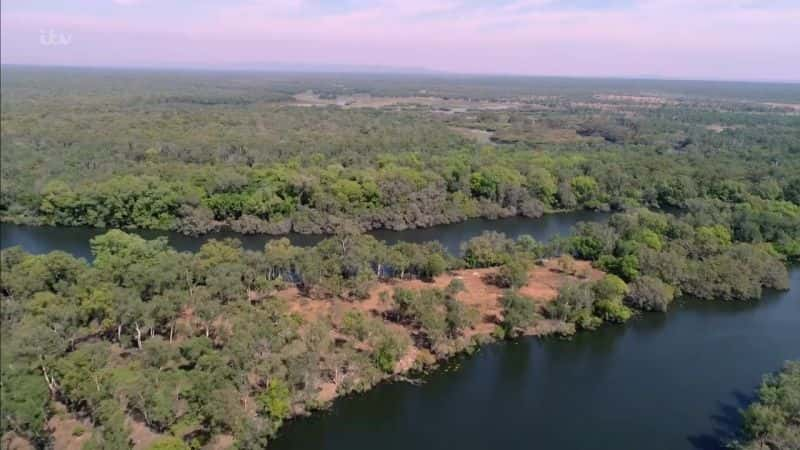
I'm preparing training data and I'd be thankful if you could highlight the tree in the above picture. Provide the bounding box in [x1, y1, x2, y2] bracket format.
[694, 224, 732, 257]
[461, 231, 513, 268]
[257, 379, 292, 423]
[626, 276, 675, 312]
[91, 230, 171, 288]
[556, 254, 576, 274]
[495, 259, 529, 289]
[596, 254, 639, 281]
[421, 253, 447, 280]
[372, 330, 408, 374]
[263, 238, 300, 281]
[547, 282, 601, 330]
[592, 275, 632, 323]
[569, 223, 617, 260]
[500, 291, 537, 337]
[525, 167, 557, 206]
[444, 297, 478, 338]
[0, 358, 50, 444]
[571, 175, 599, 204]
[733, 361, 800, 450]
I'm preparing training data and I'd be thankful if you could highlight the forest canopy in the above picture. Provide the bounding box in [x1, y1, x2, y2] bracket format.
[1, 67, 799, 449]
[2, 67, 799, 236]
[1, 204, 793, 448]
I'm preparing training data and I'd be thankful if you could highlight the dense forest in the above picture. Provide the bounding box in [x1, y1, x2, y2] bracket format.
[2, 67, 799, 237]
[1, 68, 799, 449]
[1, 204, 794, 448]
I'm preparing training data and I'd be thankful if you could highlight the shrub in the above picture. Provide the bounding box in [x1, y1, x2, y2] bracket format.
[500, 291, 537, 337]
[626, 276, 675, 312]
[495, 259, 530, 289]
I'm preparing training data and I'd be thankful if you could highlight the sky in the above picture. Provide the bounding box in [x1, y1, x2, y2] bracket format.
[1, 0, 799, 81]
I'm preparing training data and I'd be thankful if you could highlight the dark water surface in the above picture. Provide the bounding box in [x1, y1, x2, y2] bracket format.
[270, 270, 799, 450]
[0, 210, 607, 259]
[1, 213, 797, 450]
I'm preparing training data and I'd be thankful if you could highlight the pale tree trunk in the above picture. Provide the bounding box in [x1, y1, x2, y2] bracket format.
[40, 357, 58, 395]
[138, 393, 150, 425]
[333, 365, 344, 388]
[186, 269, 194, 298]
[134, 323, 143, 349]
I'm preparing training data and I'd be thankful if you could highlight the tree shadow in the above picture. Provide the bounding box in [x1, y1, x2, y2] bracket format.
[687, 389, 756, 450]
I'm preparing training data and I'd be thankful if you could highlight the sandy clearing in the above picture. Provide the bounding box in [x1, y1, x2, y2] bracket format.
[763, 102, 800, 111]
[291, 91, 523, 111]
[129, 418, 161, 450]
[206, 434, 236, 450]
[1, 433, 35, 450]
[280, 259, 600, 336]
[594, 94, 677, 105]
[278, 259, 601, 404]
[47, 402, 94, 450]
[449, 126, 493, 144]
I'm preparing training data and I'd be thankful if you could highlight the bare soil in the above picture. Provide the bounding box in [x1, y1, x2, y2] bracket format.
[41, 260, 601, 448]
[128, 418, 160, 450]
[279, 259, 600, 381]
[292, 91, 523, 111]
[47, 402, 94, 450]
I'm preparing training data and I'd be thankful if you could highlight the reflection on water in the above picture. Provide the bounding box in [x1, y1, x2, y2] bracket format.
[0, 210, 609, 259]
[1, 213, 796, 450]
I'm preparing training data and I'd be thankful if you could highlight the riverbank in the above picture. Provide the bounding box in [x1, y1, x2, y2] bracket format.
[269, 267, 800, 450]
[276, 258, 603, 404]
[0, 210, 611, 259]
[0, 204, 593, 239]
[2, 204, 795, 449]
[4, 258, 602, 450]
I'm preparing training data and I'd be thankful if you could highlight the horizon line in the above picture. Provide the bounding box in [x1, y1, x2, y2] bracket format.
[2, 62, 800, 86]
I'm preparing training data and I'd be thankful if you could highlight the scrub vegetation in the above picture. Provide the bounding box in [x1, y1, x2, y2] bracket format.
[733, 361, 800, 450]
[0, 205, 792, 448]
[2, 67, 799, 237]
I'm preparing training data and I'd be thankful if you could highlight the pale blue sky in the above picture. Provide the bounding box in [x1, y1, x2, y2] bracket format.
[2, 0, 799, 80]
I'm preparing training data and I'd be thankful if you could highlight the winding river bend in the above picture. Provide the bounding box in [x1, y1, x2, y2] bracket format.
[1, 212, 797, 450]
[0, 210, 609, 259]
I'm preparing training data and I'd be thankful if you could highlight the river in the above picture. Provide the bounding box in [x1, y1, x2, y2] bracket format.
[0, 210, 608, 259]
[1, 212, 797, 450]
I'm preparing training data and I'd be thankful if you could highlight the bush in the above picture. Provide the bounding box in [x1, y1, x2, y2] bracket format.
[340, 310, 371, 341]
[592, 275, 632, 323]
[445, 278, 466, 296]
[256, 379, 292, 422]
[461, 231, 513, 268]
[148, 436, 190, 450]
[421, 254, 447, 280]
[500, 291, 537, 337]
[626, 276, 675, 312]
[372, 330, 409, 373]
[733, 361, 800, 449]
[495, 259, 530, 289]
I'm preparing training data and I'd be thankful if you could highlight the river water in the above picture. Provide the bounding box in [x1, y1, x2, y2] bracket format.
[0, 210, 608, 259]
[1, 212, 797, 450]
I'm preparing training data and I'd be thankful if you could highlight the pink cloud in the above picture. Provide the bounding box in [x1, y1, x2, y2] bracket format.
[2, 0, 798, 80]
